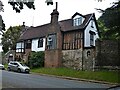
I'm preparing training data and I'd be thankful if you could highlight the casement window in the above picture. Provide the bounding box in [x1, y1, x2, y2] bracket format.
[73, 17, 82, 26]
[89, 31, 95, 46]
[47, 34, 56, 50]
[38, 38, 43, 48]
[16, 42, 24, 53]
[26, 40, 31, 49]
[90, 34, 94, 46]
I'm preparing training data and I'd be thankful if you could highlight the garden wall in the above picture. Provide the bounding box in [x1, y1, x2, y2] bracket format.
[95, 40, 120, 69]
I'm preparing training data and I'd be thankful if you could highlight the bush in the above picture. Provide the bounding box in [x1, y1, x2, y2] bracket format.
[28, 51, 44, 68]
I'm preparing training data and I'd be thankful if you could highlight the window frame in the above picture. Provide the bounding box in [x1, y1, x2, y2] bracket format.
[25, 40, 31, 49]
[91, 20, 94, 28]
[16, 42, 24, 53]
[73, 17, 82, 26]
[38, 38, 44, 48]
[47, 34, 56, 50]
[89, 31, 95, 46]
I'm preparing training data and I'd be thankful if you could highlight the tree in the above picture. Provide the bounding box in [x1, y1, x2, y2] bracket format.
[8, 0, 54, 13]
[1, 26, 22, 53]
[8, 1, 35, 13]
[0, 15, 5, 35]
[0, 0, 5, 34]
[98, 0, 120, 40]
[0, 0, 4, 12]
[97, 20, 109, 39]
[0, 0, 104, 13]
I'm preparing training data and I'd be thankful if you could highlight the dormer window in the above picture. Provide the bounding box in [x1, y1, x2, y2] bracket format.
[73, 17, 82, 26]
[72, 14, 85, 26]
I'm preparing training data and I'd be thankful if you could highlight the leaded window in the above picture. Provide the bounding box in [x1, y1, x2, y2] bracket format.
[38, 38, 43, 48]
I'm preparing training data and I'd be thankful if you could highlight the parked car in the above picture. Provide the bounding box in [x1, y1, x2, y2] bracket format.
[7, 61, 30, 73]
[0, 63, 5, 70]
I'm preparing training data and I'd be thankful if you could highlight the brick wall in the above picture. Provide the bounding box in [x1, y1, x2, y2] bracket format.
[45, 50, 62, 67]
[44, 20, 63, 67]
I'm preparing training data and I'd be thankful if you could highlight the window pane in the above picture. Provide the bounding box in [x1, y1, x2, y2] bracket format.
[73, 17, 82, 26]
[90, 34, 94, 46]
[38, 38, 43, 48]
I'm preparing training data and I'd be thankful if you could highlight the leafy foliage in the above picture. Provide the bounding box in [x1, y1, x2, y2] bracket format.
[1, 26, 22, 53]
[28, 51, 44, 68]
[98, 0, 120, 40]
[8, 1, 35, 13]
[0, 16, 5, 35]
[0, 0, 4, 12]
[97, 20, 110, 39]
[2, 19, 5, 31]
[7, 0, 103, 13]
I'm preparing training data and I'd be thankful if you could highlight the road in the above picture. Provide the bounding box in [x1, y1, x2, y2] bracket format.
[1, 70, 111, 89]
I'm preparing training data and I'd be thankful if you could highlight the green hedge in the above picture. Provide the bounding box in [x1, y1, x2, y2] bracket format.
[28, 51, 44, 68]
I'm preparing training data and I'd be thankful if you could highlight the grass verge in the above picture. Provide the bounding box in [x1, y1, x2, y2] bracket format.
[31, 67, 119, 84]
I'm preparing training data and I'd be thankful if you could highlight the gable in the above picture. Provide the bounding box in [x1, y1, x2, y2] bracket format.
[84, 16, 100, 47]
[72, 12, 85, 18]
[72, 12, 85, 26]
[59, 13, 92, 32]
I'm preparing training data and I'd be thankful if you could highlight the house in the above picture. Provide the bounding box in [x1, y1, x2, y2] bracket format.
[16, 6, 100, 70]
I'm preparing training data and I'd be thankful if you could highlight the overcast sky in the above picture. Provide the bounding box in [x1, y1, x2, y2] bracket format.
[0, 0, 117, 52]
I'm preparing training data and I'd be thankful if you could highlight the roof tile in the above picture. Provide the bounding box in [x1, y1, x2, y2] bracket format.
[19, 13, 93, 41]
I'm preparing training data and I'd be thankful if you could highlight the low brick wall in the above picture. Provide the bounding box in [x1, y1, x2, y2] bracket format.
[45, 50, 62, 68]
[62, 49, 83, 70]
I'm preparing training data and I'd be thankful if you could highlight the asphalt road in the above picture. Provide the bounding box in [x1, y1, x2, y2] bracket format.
[1, 70, 111, 89]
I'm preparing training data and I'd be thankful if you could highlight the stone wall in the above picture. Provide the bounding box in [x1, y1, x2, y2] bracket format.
[95, 40, 120, 67]
[62, 49, 83, 70]
[83, 48, 95, 71]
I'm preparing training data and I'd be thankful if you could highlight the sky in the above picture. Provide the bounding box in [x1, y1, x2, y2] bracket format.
[0, 0, 117, 52]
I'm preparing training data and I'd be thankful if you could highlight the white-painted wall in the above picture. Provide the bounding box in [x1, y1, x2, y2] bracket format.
[31, 38, 45, 52]
[84, 19, 99, 47]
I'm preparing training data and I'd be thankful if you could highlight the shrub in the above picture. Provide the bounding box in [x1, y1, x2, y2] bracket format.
[28, 51, 44, 68]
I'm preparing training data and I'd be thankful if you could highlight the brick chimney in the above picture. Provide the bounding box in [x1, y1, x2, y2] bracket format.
[45, 2, 62, 68]
[50, 2, 59, 24]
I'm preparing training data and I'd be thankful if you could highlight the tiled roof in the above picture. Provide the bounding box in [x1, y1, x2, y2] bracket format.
[19, 13, 93, 41]
[19, 24, 51, 40]
[59, 14, 92, 32]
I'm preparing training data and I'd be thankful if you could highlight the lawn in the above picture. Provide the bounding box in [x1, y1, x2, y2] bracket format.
[31, 67, 120, 84]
